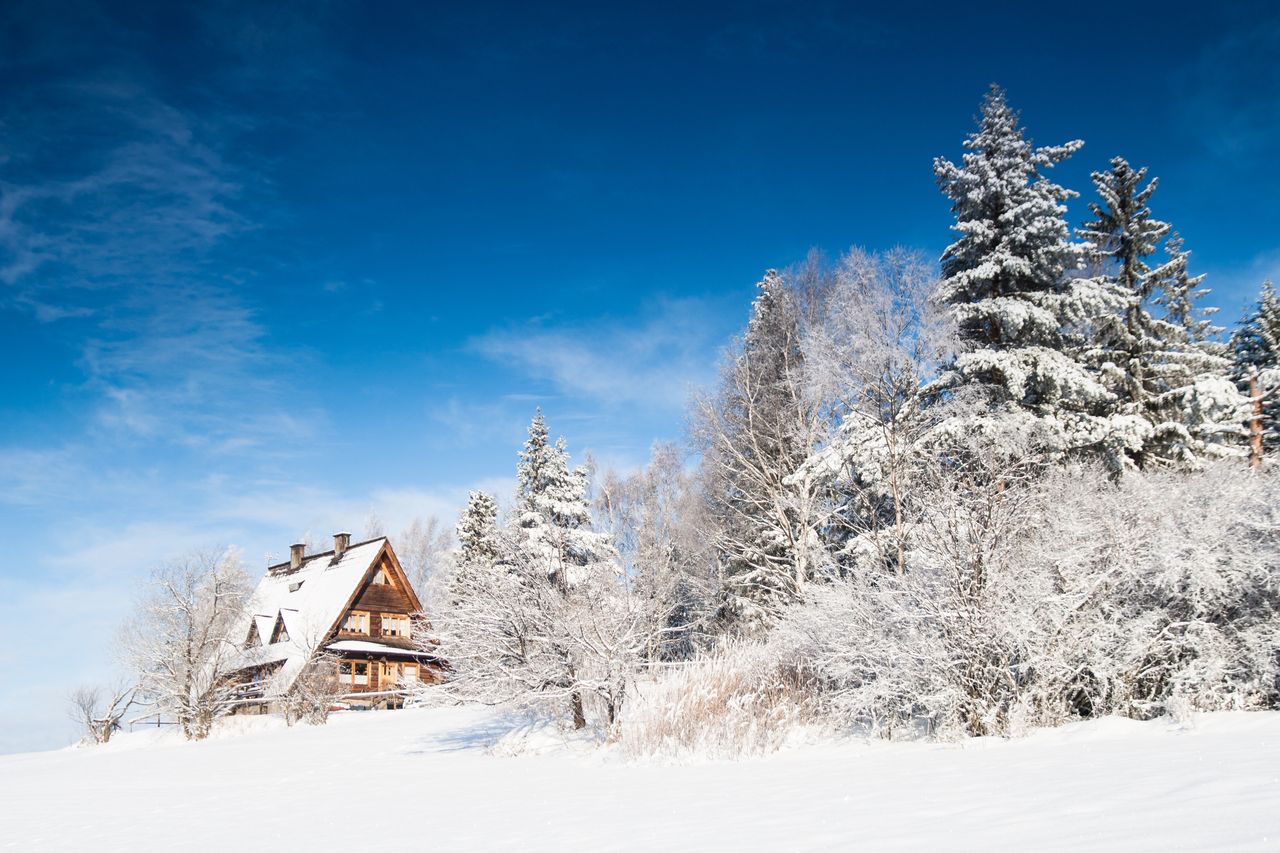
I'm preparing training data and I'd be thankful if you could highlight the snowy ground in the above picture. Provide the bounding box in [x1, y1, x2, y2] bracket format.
[2, 706, 1277, 852]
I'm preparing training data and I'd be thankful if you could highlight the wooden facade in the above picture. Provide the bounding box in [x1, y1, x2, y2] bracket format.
[327, 544, 444, 697]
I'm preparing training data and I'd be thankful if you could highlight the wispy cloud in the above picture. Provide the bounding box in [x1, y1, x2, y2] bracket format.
[470, 297, 727, 410]
[0, 65, 316, 454]
[0, 81, 247, 301]
[0, 448, 81, 507]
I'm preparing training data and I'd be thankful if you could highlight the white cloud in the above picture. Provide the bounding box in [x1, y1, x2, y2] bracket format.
[470, 297, 726, 410]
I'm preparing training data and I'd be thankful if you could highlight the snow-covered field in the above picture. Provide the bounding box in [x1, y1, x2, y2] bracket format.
[3, 707, 1278, 852]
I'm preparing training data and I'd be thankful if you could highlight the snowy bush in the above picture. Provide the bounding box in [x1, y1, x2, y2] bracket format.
[621, 643, 819, 761]
[1040, 462, 1280, 719]
[777, 434, 1059, 738]
[773, 458, 1279, 740]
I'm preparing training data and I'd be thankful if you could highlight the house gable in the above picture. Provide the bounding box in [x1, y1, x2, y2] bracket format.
[269, 612, 290, 644]
[330, 542, 424, 647]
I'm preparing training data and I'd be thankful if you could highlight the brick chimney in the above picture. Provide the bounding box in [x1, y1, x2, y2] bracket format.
[289, 543, 305, 571]
[333, 532, 351, 559]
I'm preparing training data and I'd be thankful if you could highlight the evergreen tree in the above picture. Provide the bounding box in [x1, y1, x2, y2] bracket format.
[1232, 281, 1280, 454]
[456, 490, 501, 568]
[435, 413, 634, 731]
[514, 412, 620, 727]
[695, 270, 824, 633]
[515, 410, 616, 591]
[1149, 234, 1242, 460]
[1079, 161, 1239, 467]
[1155, 234, 1217, 343]
[930, 86, 1112, 460]
[1078, 158, 1170, 416]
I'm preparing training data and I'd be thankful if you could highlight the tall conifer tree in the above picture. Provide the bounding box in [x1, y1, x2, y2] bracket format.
[1232, 281, 1280, 454]
[930, 86, 1111, 459]
[1078, 160, 1238, 467]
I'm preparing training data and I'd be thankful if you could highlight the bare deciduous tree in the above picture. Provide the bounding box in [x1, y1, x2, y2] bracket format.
[797, 248, 954, 575]
[68, 683, 137, 746]
[398, 515, 453, 605]
[595, 443, 716, 660]
[279, 651, 344, 726]
[120, 548, 250, 740]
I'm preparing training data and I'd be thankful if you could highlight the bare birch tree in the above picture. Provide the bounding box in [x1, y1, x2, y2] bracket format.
[594, 443, 716, 660]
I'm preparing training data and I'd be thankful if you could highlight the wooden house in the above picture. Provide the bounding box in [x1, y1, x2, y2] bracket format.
[229, 533, 442, 709]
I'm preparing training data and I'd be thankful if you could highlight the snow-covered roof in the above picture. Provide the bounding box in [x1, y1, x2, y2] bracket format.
[326, 639, 428, 657]
[228, 537, 391, 692]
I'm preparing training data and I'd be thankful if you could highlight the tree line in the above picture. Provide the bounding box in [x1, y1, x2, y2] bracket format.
[432, 86, 1279, 747]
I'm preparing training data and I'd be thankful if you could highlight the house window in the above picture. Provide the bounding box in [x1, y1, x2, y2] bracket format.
[403, 663, 418, 681]
[342, 611, 369, 634]
[381, 614, 410, 639]
[374, 568, 392, 585]
[339, 661, 369, 686]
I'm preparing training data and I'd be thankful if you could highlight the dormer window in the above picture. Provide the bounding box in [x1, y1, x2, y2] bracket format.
[343, 611, 370, 635]
[270, 614, 290, 644]
[245, 624, 261, 649]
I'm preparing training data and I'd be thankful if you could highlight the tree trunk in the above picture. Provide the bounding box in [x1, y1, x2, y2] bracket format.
[1249, 369, 1264, 469]
[570, 691, 586, 730]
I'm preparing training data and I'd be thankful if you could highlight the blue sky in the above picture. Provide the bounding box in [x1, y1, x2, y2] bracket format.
[2, 1, 1277, 752]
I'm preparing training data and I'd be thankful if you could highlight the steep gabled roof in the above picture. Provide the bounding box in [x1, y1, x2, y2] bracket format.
[228, 537, 398, 692]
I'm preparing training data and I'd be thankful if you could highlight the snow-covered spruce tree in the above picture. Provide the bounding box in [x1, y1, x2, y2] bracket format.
[1150, 234, 1244, 458]
[793, 248, 954, 577]
[930, 86, 1113, 464]
[514, 412, 632, 726]
[1232, 281, 1280, 458]
[1156, 235, 1219, 345]
[119, 548, 250, 740]
[456, 490, 501, 567]
[694, 269, 827, 634]
[432, 414, 645, 730]
[1078, 159, 1240, 467]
